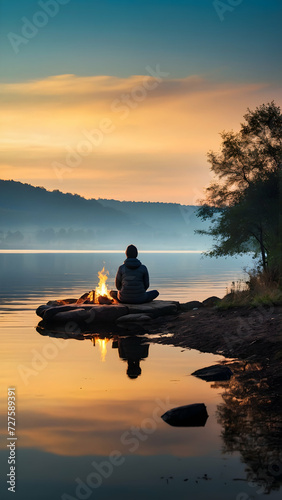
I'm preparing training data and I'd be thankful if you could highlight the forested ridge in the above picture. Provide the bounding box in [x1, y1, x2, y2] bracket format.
[0, 180, 210, 250]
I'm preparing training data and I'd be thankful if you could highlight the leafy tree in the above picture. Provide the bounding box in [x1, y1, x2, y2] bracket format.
[197, 102, 282, 277]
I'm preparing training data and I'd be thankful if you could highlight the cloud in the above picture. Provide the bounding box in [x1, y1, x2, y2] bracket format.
[0, 399, 220, 457]
[0, 73, 281, 203]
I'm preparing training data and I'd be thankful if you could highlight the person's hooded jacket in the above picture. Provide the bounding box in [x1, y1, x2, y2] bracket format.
[115, 258, 149, 304]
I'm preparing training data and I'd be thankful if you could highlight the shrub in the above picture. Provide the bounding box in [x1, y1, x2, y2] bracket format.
[218, 267, 282, 309]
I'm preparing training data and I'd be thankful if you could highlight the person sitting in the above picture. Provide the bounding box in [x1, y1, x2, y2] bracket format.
[111, 244, 159, 304]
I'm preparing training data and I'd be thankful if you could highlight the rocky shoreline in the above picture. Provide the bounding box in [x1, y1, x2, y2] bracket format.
[149, 303, 282, 391]
[37, 295, 282, 368]
[151, 303, 282, 358]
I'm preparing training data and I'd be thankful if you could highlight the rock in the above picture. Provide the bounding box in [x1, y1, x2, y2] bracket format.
[202, 296, 222, 307]
[179, 301, 203, 311]
[125, 300, 179, 317]
[54, 308, 88, 326]
[191, 364, 233, 382]
[161, 403, 209, 427]
[117, 314, 152, 324]
[36, 299, 179, 329]
[55, 306, 124, 326]
[42, 305, 81, 322]
[36, 304, 51, 318]
[39, 303, 128, 324]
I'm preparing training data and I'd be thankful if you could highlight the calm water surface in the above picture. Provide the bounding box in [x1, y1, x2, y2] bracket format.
[0, 252, 281, 500]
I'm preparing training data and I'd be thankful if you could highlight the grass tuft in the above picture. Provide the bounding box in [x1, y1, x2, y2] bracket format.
[218, 268, 282, 309]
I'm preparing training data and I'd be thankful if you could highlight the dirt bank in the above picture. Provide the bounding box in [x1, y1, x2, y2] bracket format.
[150, 305, 282, 383]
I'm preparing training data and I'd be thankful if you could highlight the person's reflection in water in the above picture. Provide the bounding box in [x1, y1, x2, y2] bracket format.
[117, 336, 149, 379]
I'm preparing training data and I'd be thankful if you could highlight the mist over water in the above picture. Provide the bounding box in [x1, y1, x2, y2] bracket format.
[0, 251, 253, 309]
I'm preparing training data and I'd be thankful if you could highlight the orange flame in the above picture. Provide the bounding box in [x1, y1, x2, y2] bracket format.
[95, 267, 112, 303]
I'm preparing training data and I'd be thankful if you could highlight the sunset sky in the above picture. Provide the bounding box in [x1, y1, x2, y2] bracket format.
[1, 0, 281, 203]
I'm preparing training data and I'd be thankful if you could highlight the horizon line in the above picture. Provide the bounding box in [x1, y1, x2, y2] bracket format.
[0, 249, 206, 254]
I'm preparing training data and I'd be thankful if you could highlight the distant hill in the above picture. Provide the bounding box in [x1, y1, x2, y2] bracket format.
[0, 180, 128, 228]
[0, 180, 212, 250]
[98, 199, 200, 232]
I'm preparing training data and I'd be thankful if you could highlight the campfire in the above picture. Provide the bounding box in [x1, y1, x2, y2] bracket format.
[94, 267, 113, 304]
[77, 267, 114, 305]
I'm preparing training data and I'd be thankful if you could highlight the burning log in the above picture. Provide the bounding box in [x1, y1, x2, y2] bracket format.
[88, 290, 95, 303]
[76, 268, 114, 305]
[76, 292, 93, 305]
[98, 295, 114, 305]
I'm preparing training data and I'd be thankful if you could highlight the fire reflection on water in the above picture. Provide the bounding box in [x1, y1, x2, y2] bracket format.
[96, 338, 109, 362]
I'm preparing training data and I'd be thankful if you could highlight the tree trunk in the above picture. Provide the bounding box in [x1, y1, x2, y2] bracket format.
[259, 225, 267, 271]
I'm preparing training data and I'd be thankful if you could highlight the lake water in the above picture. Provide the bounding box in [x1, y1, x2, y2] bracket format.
[0, 251, 281, 500]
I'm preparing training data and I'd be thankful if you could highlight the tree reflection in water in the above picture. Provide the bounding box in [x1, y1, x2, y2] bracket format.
[214, 361, 282, 494]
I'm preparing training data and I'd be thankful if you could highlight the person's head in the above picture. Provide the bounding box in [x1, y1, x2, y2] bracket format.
[125, 244, 138, 259]
[127, 360, 142, 379]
